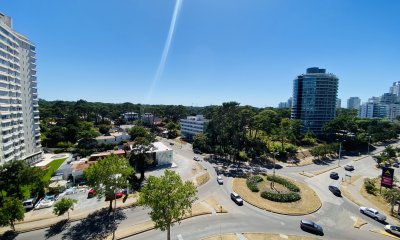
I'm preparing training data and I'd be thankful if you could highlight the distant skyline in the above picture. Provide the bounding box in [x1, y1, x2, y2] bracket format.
[2, 0, 400, 107]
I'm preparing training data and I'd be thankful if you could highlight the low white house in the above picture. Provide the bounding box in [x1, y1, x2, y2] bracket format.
[95, 132, 130, 144]
[150, 142, 173, 166]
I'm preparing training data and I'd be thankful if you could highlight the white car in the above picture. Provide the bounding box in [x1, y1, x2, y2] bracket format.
[385, 225, 400, 237]
[217, 176, 223, 184]
[359, 207, 386, 222]
[35, 195, 57, 210]
[193, 156, 200, 161]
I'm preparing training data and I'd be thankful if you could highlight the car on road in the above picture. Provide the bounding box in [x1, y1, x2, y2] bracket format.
[344, 165, 355, 171]
[328, 185, 341, 197]
[230, 192, 243, 205]
[193, 156, 200, 161]
[359, 207, 387, 222]
[385, 225, 400, 237]
[393, 162, 399, 168]
[300, 220, 324, 236]
[169, 142, 174, 145]
[217, 176, 223, 185]
[330, 172, 339, 180]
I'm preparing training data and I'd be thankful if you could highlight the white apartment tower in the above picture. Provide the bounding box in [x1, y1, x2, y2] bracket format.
[0, 13, 41, 165]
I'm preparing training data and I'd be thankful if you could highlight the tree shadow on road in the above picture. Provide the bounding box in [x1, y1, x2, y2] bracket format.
[0, 230, 18, 240]
[61, 208, 126, 240]
[45, 219, 70, 239]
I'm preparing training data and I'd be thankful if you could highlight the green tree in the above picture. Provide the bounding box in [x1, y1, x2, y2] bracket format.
[382, 188, 400, 213]
[53, 198, 78, 220]
[138, 170, 198, 240]
[0, 197, 25, 231]
[192, 133, 209, 152]
[128, 126, 149, 141]
[84, 155, 134, 212]
[98, 124, 111, 135]
[130, 137, 154, 180]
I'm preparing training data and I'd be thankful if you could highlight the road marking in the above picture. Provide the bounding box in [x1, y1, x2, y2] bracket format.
[235, 233, 248, 240]
[177, 234, 184, 240]
[279, 234, 288, 239]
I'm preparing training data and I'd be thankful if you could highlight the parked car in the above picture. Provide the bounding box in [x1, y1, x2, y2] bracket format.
[230, 192, 243, 205]
[328, 185, 341, 197]
[105, 191, 124, 201]
[359, 207, 387, 222]
[300, 220, 324, 236]
[193, 156, 200, 161]
[330, 172, 339, 180]
[217, 176, 223, 185]
[35, 195, 57, 210]
[344, 165, 355, 171]
[385, 225, 400, 237]
[23, 196, 38, 210]
[169, 142, 174, 145]
[193, 148, 202, 154]
[88, 188, 96, 198]
[393, 162, 399, 168]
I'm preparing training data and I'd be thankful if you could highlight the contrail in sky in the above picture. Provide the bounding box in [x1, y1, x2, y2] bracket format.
[146, 0, 183, 103]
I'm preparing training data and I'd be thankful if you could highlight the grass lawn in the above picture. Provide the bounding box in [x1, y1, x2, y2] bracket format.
[41, 158, 67, 183]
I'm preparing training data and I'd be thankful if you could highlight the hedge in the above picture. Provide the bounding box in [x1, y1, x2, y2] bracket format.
[266, 175, 300, 192]
[261, 191, 301, 202]
[246, 175, 263, 192]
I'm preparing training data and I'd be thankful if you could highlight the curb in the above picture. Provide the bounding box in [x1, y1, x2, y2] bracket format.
[7, 203, 136, 235]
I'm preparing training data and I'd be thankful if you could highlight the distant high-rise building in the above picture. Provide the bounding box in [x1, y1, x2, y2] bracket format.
[277, 97, 293, 109]
[347, 97, 361, 110]
[368, 96, 381, 103]
[380, 93, 398, 104]
[180, 115, 209, 141]
[0, 13, 41, 165]
[291, 67, 338, 135]
[390, 81, 400, 97]
[359, 102, 389, 119]
[336, 98, 341, 109]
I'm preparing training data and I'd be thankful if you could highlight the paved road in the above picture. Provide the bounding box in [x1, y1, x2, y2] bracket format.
[16, 140, 396, 240]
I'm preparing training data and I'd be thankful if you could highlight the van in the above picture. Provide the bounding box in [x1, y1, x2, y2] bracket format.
[23, 196, 38, 210]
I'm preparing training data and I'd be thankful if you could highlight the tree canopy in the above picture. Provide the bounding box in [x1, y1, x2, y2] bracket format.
[84, 155, 133, 212]
[138, 170, 197, 240]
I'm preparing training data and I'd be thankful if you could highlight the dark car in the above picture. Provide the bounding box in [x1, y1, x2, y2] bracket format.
[300, 220, 324, 236]
[393, 162, 399, 168]
[193, 148, 202, 154]
[330, 172, 339, 180]
[230, 192, 243, 205]
[328, 185, 342, 197]
[344, 165, 354, 171]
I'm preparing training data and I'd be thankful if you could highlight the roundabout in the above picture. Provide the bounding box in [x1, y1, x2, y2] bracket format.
[233, 174, 321, 215]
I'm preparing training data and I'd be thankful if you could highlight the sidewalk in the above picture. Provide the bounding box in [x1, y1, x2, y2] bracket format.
[0, 196, 137, 234]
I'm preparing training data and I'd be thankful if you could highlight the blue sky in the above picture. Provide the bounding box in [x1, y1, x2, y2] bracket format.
[2, 0, 400, 107]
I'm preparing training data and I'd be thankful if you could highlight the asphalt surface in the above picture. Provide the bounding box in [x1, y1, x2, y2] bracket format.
[15, 139, 396, 240]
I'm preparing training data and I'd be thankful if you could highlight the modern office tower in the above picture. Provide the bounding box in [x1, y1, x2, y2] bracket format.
[347, 97, 361, 110]
[336, 98, 341, 109]
[180, 115, 209, 141]
[390, 81, 400, 97]
[0, 13, 41, 165]
[291, 67, 338, 135]
[359, 102, 389, 119]
[380, 93, 398, 104]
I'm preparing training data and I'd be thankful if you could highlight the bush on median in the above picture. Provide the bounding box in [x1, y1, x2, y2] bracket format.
[246, 175, 263, 192]
[260, 191, 301, 202]
[266, 175, 300, 192]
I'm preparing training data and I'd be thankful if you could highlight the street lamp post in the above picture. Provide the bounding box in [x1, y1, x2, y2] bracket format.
[367, 135, 372, 155]
[337, 140, 345, 167]
[271, 151, 279, 188]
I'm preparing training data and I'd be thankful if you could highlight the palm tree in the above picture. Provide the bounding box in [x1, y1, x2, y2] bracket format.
[382, 188, 400, 213]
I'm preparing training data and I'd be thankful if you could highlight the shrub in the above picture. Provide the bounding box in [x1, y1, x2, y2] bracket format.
[246, 175, 263, 192]
[266, 175, 300, 192]
[364, 178, 377, 195]
[261, 191, 301, 202]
